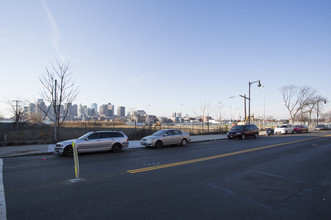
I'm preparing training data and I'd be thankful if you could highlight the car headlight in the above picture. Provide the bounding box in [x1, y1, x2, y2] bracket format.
[236, 132, 241, 135]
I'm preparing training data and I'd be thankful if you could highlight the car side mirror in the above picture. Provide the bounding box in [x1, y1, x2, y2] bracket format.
[163, 134, 167, 137]
[84, 138, 89, 141]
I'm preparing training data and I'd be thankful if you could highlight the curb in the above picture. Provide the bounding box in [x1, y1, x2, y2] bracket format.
[0, 152, 56, 158]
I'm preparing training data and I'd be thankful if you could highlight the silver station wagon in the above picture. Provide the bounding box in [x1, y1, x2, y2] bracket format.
[140, 129, 191, 148]
[55, 131, 129, 156]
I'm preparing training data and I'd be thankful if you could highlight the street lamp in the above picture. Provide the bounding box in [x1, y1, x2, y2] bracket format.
[316, 99, 327, 126]
[248, 80, 261, 125]
[228, 96, 236, 123]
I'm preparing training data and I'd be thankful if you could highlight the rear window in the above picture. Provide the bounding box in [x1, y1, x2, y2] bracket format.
[173, 130, 182, 135]
[112, 132, 124, 138]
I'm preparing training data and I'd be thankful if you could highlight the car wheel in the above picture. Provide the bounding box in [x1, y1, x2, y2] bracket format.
[155, 140, 163, 148]
[111, 143, 122, 153]
[285, 130, 288, 135]
[63, 146, 73, 157]
[241, 134, 246, 140]
[254, 133, 258, 138]
[181, 139, 187, 146]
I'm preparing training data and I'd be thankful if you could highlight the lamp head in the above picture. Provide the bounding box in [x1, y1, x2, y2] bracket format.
[257, 80, 261, 87]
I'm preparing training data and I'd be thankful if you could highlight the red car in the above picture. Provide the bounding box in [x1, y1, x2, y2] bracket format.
[293, 125, 308, 133]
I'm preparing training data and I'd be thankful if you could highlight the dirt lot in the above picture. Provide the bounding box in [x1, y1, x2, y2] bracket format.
[0, 122, 225, 145]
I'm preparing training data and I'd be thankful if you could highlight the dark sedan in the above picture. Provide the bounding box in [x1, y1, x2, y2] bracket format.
[227, 124, 259, 140]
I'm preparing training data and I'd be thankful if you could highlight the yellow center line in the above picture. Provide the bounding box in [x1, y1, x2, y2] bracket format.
[127, 135, 330, 174]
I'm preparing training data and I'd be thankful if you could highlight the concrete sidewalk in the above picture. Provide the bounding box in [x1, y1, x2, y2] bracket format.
[0, 134, 228, 158]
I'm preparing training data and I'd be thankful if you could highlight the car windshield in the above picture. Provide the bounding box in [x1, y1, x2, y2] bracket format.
[152, 130, 166, 136]
[78, 132, 93, 140]
[232, 125, 245, 131]
[280, 125, 288, 128]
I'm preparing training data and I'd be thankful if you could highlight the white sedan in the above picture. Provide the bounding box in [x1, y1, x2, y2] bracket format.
[274, 124, 294, 134]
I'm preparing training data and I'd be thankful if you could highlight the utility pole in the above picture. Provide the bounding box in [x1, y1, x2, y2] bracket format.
[239, 94, 249, 122]
[12, 100, 22, 124]
[54, 79, 57, 142]
[12, 99, 22, 142]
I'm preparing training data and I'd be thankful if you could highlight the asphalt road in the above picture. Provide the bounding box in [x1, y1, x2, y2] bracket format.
[2, 131, 331, 220]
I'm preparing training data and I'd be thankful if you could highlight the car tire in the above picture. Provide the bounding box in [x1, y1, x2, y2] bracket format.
[63, 146, 73, 157]
[111, 143, 122, 153]
[285, 130, 288, 135]
[254, 133, 258, 138]
[181, 139, 187, 146]
[241, 134, 246, 140]
[155, 140, 163, 148]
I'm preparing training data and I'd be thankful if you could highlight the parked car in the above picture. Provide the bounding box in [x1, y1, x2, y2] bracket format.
[274, 124, 294, 134]
[293, 125, 308, 133]
[227, 124, 259, 140]
[314, 125, 329, 131]
[55, 131, 129, 156]
[140, 129, 190, 148]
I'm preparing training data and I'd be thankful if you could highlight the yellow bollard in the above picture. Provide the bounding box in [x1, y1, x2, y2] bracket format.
[72, 141, 80, 179]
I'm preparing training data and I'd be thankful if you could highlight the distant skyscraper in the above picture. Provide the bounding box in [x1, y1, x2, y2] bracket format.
[107, 103, 114, 117]
[29, 103, 37, 115]
[99, 103, 114, 117]
[117, 106, 125, 117]
[99, 104, 108, 116]
[91, 103, 98, 113]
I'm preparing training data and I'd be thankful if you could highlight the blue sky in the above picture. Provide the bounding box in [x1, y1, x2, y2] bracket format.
[1, 0, 331, 120]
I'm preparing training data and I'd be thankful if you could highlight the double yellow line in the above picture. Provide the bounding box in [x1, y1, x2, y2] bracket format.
[127, 135, 330, 174]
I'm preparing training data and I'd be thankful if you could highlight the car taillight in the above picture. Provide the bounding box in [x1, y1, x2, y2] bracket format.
[126, 138, 128, 142]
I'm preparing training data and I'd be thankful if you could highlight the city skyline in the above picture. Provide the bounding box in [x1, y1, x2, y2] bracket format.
[1, 1, 331, 120]
[5, 96, 330, 124]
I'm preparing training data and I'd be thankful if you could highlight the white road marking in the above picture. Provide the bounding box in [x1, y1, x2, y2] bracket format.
[0, 159, 7, 220]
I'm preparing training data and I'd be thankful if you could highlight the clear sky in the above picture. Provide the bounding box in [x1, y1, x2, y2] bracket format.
[1, 0, 331, 120]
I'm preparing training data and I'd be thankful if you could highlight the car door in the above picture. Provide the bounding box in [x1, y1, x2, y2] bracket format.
[162, 130, 174, 146]
[172, 130, 183, 144]
[98, 132, 114, 150]
[78, 132, 103, 152]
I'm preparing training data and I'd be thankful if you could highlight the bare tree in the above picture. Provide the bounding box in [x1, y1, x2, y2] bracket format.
[6, 99, 27, 124]
[297, 86, 316, 123]
[280, 85, 299, 123]
[302, 95, 326, 126]
[193, 98, 212, 132]
[280, 85, 316, 123]
[214, 102, 224, 132]
[5, 98, 28, 143]
[38, 61, 79, 142]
